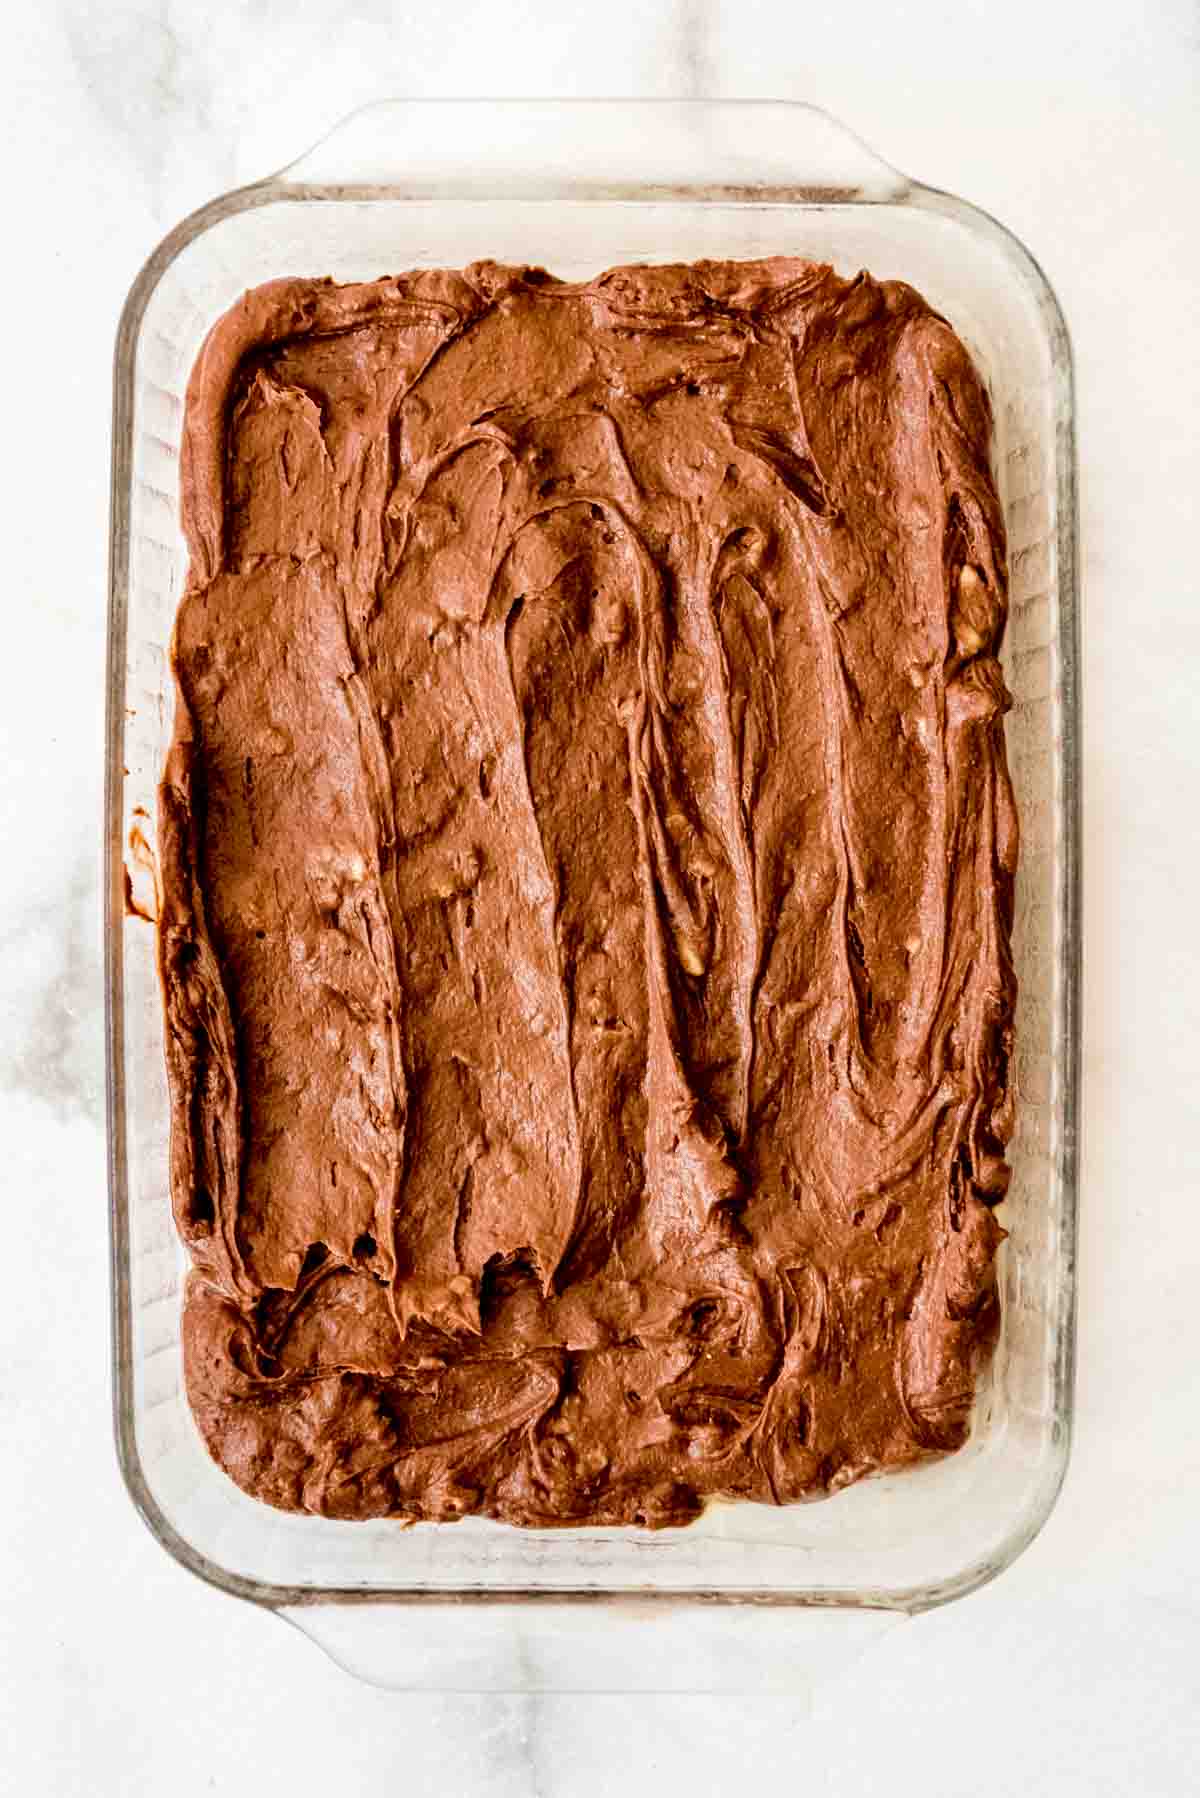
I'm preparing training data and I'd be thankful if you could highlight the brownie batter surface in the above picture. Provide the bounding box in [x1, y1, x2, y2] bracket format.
[160, 257, 1017, 1527]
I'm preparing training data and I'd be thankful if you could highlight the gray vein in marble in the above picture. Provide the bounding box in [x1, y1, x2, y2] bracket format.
[0, 859, 104, 1124]
[677, 0, 717, 98]
[515, 1693, 549, 1798]
[62, 0, 229, 211]
[477, 1695, 548, 1798]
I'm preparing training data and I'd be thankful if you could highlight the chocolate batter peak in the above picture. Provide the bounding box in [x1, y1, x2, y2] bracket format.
[160, 257, 1017, 1528]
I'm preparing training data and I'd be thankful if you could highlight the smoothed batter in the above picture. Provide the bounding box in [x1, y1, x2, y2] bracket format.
[160, 258, 1017, 1526]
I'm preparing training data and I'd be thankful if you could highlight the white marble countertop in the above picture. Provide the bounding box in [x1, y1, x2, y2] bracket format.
[3, 2, 1199, 1791]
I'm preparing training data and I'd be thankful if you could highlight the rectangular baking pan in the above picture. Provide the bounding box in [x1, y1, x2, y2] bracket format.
[106, 98, 1079, 1692]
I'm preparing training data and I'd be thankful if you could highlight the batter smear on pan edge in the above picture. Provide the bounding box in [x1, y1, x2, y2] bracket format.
[159, 258, 1017, 1526]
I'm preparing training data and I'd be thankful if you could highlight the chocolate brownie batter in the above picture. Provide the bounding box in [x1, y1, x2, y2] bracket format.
[160, 258, 1017, 1526]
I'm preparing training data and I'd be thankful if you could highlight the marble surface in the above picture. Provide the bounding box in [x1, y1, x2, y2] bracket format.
[2, 1, 1199, 1791]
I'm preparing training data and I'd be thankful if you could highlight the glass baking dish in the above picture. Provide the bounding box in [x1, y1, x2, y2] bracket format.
[106, 99, 1079, 1694]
